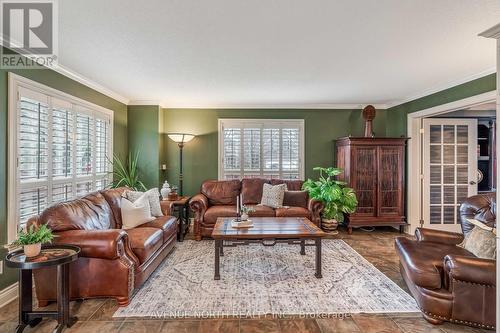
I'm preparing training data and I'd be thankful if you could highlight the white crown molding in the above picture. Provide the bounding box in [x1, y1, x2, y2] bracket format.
[479, 23, 500, 39]
[385, 67, 497, 109]
[51, 64, 130, 104]
[0, 41, 130, 105]
[128, 100, 162, 106]
[159, 103, 388, 110]
[0, 283, 18, 309]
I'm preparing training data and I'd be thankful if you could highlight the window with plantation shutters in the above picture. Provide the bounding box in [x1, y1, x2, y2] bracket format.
[218, 119, 304, 180]
[8, 75, 113, 240]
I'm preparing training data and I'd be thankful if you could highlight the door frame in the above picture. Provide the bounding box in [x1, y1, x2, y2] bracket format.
[406, 90, 497, 235]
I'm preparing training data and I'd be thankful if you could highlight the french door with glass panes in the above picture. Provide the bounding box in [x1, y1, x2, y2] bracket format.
[423, 119, 477, 232]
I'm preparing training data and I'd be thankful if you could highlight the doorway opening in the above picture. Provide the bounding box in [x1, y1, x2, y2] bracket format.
[406, 91, 497, 234]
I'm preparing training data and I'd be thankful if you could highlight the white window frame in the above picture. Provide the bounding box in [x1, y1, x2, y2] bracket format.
[7, 73, 114, 243]
[218, 118, 305, 180]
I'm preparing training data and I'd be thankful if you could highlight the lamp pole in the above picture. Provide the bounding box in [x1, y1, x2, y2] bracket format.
[178, 142, 184, 196]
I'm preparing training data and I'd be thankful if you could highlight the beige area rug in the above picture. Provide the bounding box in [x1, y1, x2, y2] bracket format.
[113, 239, 418, 318]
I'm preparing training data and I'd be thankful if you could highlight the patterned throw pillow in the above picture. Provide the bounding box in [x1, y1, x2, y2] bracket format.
[459, 219, 496, 259]
[124, 188, 163, 217]
[260, 183, 287, 208]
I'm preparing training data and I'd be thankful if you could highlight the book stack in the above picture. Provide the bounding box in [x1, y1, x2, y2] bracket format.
[231, 219, 253, 228]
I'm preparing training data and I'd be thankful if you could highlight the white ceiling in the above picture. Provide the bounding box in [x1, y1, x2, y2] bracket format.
[57, 0, 500, 108]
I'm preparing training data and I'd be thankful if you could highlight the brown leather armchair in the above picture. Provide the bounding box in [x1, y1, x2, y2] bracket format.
[28, 187, 178, 307]
[395, 193, 497, 330]
[190, 178, 324, 240]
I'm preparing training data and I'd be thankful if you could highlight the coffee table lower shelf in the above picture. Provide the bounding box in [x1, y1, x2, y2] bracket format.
[213, 238, 322, 280]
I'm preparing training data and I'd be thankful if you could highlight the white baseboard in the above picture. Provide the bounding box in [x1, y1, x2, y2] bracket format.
[0, 283, 18, 308]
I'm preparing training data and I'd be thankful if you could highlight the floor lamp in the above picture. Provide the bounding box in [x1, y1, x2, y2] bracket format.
[167, 133, 195, 196]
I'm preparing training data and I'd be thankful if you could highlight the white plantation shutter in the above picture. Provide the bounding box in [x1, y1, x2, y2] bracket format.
[19, 187, 48, 225]
[223, 128, 241, 179]
[11, 82, 113, 234]
[76, 111, 93, 176]
[18, 91, 49, 181]
[281, 128, 300, 179]
[51, 99, 73, 179]
[219, 119, 304, 180]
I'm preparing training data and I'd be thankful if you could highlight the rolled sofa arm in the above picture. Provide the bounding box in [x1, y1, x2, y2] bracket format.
[415, 227, 464, 245]
[308, 199, 324, 226]
[160, 200, 173, 216]
[190, 194, 209, 220]
[190, 194, 209, 241]
[444, 254, 496, 286]
[53, 229, 130, 260]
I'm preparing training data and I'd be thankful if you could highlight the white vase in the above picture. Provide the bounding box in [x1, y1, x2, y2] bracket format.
[24, 243, 41, 257]
[160, 181, 171, 199]
[241, 213, 249, 221]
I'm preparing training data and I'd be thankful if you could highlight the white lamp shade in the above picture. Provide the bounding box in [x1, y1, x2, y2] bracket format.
[167, 133, 195, 144]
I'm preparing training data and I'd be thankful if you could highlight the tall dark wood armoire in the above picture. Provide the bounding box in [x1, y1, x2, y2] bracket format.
[336, 137, 408, 234]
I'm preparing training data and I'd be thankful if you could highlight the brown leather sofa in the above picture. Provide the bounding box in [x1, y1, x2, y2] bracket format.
[28, 187, 177, 307]
[190, 178, 324, 240]
[395, 193, 497, 330]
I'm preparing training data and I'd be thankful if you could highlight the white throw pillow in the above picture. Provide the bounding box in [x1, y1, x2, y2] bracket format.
[121, 194, 155, 229]
[125, 188, 163, 217]
[260, 183, 287, 208]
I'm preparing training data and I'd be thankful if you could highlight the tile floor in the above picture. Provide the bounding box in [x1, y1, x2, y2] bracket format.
[0, 227, 491, 333]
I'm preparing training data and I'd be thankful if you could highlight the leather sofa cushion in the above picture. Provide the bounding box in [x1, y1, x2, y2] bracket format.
[201, 180, 241, 205]
[126, 227, 163, 264]
[283, 191, 308, 208]
[100, 187, 128, 228]
[138, 216, 178, 242]
[204, 205, 237, 224]
[271, 179, 303, 191]
[39, 192, 113, 232]
[247, 205, 275, 217]
[248, 205, 276, 217]
[395, 237, 474, 289]
[241, 178, 270, 204]
[275, 207, 310, 218]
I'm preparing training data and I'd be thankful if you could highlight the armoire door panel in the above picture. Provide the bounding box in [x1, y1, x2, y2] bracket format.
[378, 146, 403, 216]
[351, 146, 377, 216]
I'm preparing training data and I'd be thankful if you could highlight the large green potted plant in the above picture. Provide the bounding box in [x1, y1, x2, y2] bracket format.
[110, 151, 147, 191]
[11, 225, 54, 257]
[302, 167, 358, 234]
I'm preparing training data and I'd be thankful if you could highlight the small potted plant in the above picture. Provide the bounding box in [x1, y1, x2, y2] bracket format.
[12, 225, 54, 257]
[302, 167, 358, 234]
[240, 205, 256, 221]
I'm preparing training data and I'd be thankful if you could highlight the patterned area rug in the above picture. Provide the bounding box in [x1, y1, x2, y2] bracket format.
[114, 240, 418, 318]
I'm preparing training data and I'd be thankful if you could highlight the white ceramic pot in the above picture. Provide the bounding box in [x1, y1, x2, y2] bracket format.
[24, 243, 41, 258]
[241, 213, 249, 221]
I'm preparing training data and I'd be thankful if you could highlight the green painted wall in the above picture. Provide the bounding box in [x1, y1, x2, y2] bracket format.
[0, 60, 128, 290]
[127, 105, 161, 189]
[159, 108, 388, 196]
[386, 73, 497, 136]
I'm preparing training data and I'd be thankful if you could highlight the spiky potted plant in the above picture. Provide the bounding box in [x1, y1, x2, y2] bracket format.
[302, 167, 358, 234]
[110, 151, 147, 191]
[12, 225, 54, 257]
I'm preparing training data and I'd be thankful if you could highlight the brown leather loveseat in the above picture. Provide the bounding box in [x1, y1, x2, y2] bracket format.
[395, 193, 497, 330]
[28, 187, 177, 307]
[190, 178, 324, 240]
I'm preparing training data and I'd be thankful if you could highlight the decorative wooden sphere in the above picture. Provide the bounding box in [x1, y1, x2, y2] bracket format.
[362, 105, 376, 121]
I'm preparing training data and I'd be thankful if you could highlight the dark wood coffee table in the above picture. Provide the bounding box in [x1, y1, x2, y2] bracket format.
[212, 217, 326, 280]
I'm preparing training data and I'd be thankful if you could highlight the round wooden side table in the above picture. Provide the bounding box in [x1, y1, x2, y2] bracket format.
[5, 244, 80, 333]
